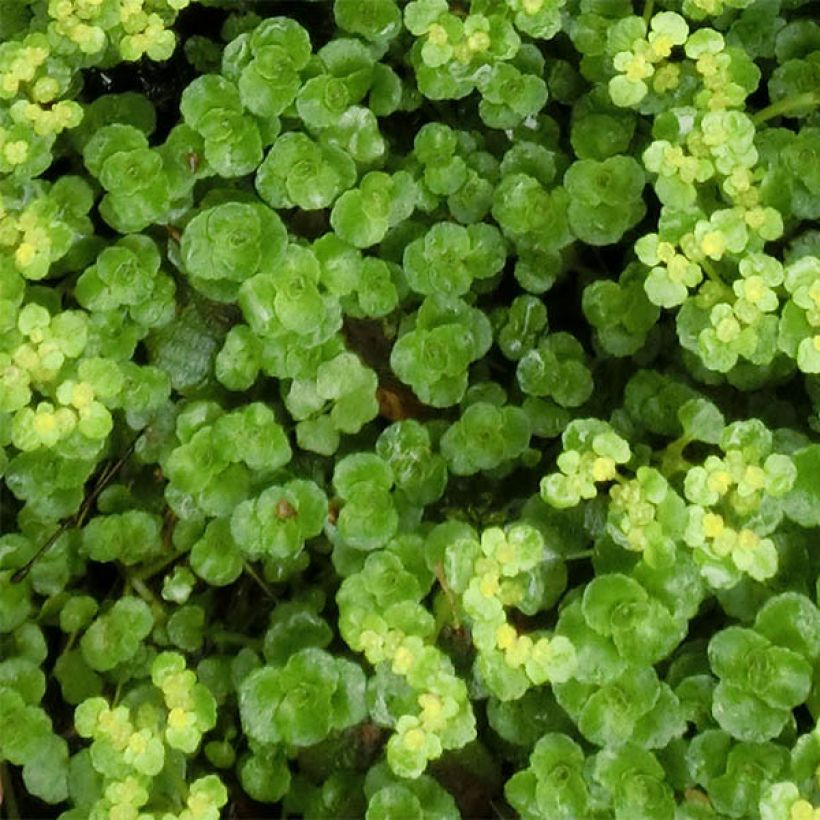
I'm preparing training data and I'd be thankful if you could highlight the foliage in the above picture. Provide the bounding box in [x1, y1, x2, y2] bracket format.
[0, 0, 819, 817]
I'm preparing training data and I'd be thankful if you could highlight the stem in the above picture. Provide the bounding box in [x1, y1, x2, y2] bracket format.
[132, 548, 186, 583]
[700, 259, 732, 294]
[565, 549, 595, 561]
[659, 435, 692, 476]
[211, 630, 262, 650]
[752, 91, 820, 125]
[1, 763, 19, 820]
[61, 631, 78, 657]
[242, 560, 274, 598]
[643, 0, 655, 24]
[129, 575, 166, 623]
[434, 561, 461, 630]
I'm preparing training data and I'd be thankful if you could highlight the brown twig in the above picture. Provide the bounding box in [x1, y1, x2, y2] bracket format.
[11, 432, 142, 583]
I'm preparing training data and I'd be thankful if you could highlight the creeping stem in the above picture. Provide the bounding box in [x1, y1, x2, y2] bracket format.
[12, 432, 143, 583]
[752, 91, 820, 125]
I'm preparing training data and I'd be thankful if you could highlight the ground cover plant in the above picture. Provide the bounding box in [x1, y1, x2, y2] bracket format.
[0, 0, 819, 817]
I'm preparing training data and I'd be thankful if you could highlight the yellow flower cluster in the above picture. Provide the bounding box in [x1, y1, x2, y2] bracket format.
[11, 100, 84, 137]
[791, 799, 820, 820]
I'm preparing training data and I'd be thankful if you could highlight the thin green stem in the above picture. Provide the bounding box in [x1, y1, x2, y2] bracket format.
[643, 0, 655, 24]
[1, 763, 19, 820]
[211, 630, 262, 650]
[434, 561, 461, 630]
[129, 575, 166, 623]
[242, 560, 274, 598]
[61, 631, 78, 658]
[752, 91, 820, 125]
[132, 548, 186, 583]
[565, 549, 595, 561]
[700, 258, 731, 293]
[658, 434, 692, 476]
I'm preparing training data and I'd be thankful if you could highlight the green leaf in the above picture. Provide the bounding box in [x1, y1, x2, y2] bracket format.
[22, 733, 70, 804]
[190, 519, 244, 587]
[239, 747, 291, 804]
[782, 445, 820, 527]
[335, 0, 402, 44]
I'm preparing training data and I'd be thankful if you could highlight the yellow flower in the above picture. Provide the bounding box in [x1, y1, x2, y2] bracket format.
[403, 726, 426, 751]
[653, 64, 680, 92]
[657, 241, 676, 263]
[702, 513, 724, 539]
[495, 623, 517, 651]
[591, 456, 616, 483]
[624, 54, 653, 83]
[479, 571, 500, 598]
[167, 707, 191, 730]
[706, 468, 732, 495]
[392, 645, 414, 675]
[789, 799, 819, 820]
[418, 693, 445, 730]
[700, 230, 726, 260]
[4, 141, 29, 166]
[15, 242, 37, 269]
[735, 528, 759, 551]
[467, 31, 490, 52]
[505, 634, 533, 668]
[648, 35, 675, 61]
[427, 23, 448, 46]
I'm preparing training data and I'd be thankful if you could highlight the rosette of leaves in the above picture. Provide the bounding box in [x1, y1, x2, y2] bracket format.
[230, 479, 327, 561]
[583, 263, 660, 356]
[230, 17, 312, 120]
[179, 74, 263, 177]
[163, 402, 292, 519]
[284, 351, 379, 455]
[0, 105, 60, 181]
[238, 243, 343, 349]
[180, 200, 287, 302]
[439, 401, 531, 475]
[296, 37, 385, 129]
[508, 0, 566, 39]
[75, 235, 175, 331]
[708, 593, 820, 742]
[402, 221, 506, 298]
[239, 648, 367, 747]
[516, 332, 594, 408]
[592, 744, 676, 818]
[256, 131, 356, 210]
[332, 453, 398, 551]
[477, 61, 549, 130]
[330, 170, 417, 248]
[1, 176, 95, 283]
[314, 233, 400, 319]
[495, 295, 549, 361]
[505, 733, 591, 819]
[390, 295, 493, 407]
[82, 124, 172, 233]
[563, 155, 646, 245]
[375, 420, 448, 508]
[80, 509, 164, 566]
[79, 596, 154, 673]
[491, 172, 572, 255]
[687, 732, 790, 818]
[413, 122, 469, 197]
